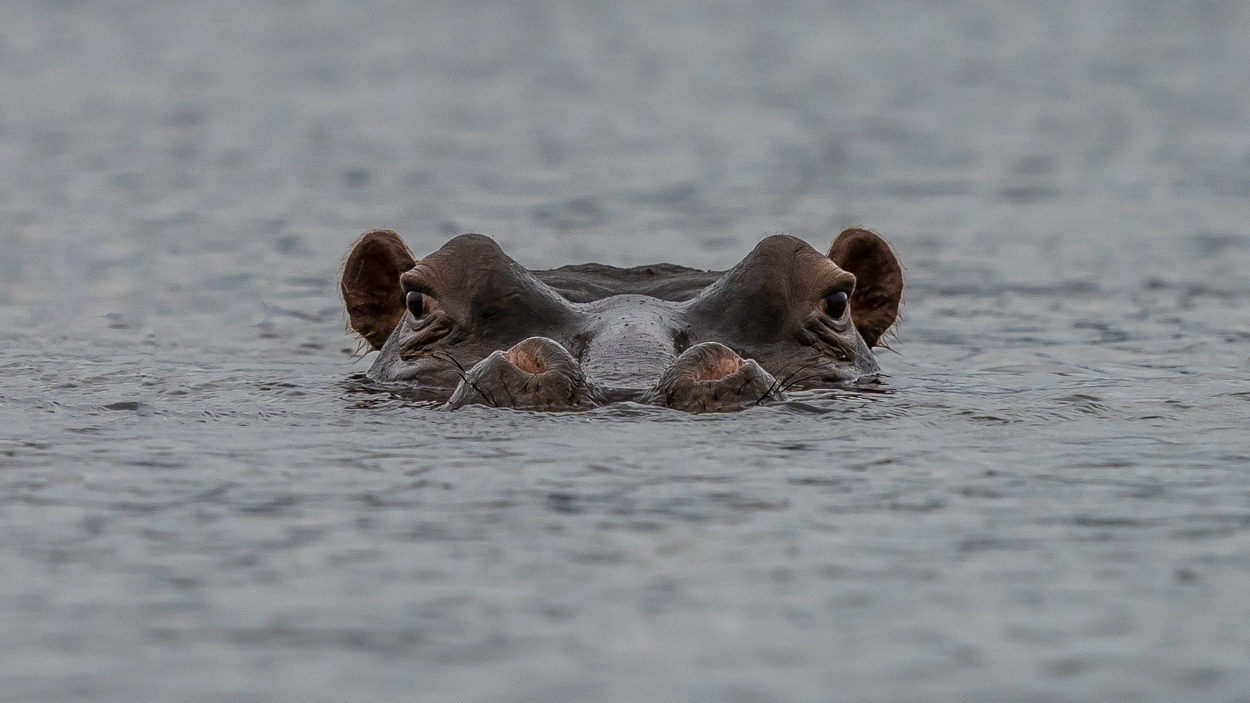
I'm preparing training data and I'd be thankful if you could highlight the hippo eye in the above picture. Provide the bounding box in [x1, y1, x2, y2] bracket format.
[823, 290, 849, 319]
[406, 290, 424, 319]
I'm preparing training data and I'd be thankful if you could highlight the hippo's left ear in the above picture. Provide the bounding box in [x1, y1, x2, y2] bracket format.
[827, 228, 903, 347]
[341, 229, 417, 351]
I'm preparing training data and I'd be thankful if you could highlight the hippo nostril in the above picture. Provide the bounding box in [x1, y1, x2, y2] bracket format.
[499, 336, 577, 376]
[645, 342, 783, 412]
[445, 336, 598, 410]
[669, 342, 746, 382]
[503, 347, 547, 374]
[694, 354, 744, 381]
[406, 290, 424, 318]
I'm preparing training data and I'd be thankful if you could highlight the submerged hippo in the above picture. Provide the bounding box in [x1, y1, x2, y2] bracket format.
[341, 228, 902, 412]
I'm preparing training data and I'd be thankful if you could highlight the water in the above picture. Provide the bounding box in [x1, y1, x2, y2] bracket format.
[2, 1, 1249, 700]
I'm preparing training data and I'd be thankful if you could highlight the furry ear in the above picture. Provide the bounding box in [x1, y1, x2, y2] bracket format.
[340, 230, 416, 350]
[827, 228, 903, 347]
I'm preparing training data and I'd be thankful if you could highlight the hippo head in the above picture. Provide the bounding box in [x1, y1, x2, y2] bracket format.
[341, 229, 902, 412]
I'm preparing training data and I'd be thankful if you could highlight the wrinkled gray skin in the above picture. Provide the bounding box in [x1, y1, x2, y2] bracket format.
[352, 231, 900, 412]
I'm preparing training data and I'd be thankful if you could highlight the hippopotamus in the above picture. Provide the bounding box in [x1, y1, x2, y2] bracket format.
[340, 228, 903, 412]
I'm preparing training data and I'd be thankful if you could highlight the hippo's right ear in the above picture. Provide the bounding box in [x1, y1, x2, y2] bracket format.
[341, 229, 417, 351]
[827, 228, 903, 347]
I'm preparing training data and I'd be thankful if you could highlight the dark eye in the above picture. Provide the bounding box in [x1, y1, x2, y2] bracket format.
[823, 290, 849, 319]
[406, 290, 424, 318]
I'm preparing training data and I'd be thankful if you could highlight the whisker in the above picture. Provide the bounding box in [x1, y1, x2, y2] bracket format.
[775, 360, 823, 390]
[499, 368, 516, 406]
[428, 350, 497, 406]
[754, 382, 779, 406]
[429, 351, 471, 384]
[781, 373, 830, 393]
[464, 376, 496, 406]
[754, 361, 820, 406]
[432, 350, 469, 374]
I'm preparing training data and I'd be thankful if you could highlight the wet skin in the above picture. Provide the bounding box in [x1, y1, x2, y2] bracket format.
[341, 229, 903, 412]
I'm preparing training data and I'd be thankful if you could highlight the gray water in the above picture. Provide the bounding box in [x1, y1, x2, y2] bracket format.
[2, 1, 1249, 701]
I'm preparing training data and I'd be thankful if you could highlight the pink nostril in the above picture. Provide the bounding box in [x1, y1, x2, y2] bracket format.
[501, 338, 567, 374]
[504, 348, 547, 374]
[645, 342, 779, 412]
[667, 342, 750, 382]
[693, 355, 744, 381]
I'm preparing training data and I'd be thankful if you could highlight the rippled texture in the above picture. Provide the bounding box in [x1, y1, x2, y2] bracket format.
[2, 1, 1250, 701]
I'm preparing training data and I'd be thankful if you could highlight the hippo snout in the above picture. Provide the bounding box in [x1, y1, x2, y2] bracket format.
[446, 338, 784, 413]
[642, 342, 785, 413]
[445, 337, 600, 411]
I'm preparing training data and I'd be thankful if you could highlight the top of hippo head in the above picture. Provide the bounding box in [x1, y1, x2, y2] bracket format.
[341, 228, 902, 412]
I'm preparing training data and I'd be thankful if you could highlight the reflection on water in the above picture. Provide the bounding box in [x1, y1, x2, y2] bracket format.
[2, 0, 1250, 701]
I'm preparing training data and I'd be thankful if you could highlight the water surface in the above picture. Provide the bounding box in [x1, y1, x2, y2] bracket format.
[2, 1, 1249, 701]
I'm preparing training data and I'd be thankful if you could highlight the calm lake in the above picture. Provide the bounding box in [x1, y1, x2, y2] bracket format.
[1, 1, 1249, 701]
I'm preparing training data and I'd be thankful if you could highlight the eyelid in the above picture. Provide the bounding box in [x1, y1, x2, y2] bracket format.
[822, 284, 854, 299]
[400, 276, 436, 297]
